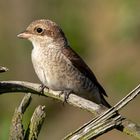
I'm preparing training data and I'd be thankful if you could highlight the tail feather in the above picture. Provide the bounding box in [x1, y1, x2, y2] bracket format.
[100, 94, 111, 108]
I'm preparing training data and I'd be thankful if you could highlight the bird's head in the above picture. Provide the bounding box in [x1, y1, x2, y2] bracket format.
[17, 19, 67, 48]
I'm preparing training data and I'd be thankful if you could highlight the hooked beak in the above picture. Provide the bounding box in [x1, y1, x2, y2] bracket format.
[17, 31, 32, 39]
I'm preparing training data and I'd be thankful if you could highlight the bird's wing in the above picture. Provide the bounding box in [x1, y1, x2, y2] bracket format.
[62, 46, 108, 97]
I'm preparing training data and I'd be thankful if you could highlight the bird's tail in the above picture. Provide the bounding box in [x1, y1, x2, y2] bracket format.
[100, 94, 111, 108]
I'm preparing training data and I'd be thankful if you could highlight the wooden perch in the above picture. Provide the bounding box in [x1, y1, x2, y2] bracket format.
[0, 81, 107, 115]
[0, 81, 140, 139]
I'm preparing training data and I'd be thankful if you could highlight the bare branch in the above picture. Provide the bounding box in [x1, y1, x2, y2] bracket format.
[9, 93, 32, 140]
[25, 105, 46, 140]
[0, 81, 107, 115]
[0, 66, 8, 73]
[0, 81, 140, 139]
[64, 84, 140, 139]
[65, 115, 122, 140]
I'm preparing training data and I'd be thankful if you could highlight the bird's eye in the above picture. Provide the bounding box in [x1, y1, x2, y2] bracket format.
[36, 27, 43, 34]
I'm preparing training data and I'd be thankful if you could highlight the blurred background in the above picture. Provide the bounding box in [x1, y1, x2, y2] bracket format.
[0, 0, 140, 140]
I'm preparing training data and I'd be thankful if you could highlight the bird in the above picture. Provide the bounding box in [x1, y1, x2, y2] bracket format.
[17, 19, 111, 108]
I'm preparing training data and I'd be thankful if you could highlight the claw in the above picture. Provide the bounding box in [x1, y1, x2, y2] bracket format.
[59, 90, 73, 104]
[39, 84, 49, 94]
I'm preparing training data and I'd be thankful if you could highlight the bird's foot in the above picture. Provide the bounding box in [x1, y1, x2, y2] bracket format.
[39, 84, 49, 94]
[59, 90, 73, 104]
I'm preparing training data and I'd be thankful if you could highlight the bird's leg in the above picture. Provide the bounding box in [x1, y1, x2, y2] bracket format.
[59, 90, 73, 104]
[39, 84, 49, 94]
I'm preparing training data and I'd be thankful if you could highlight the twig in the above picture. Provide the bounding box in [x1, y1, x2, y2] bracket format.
[68, 115, 122, 140]
[0, 81, 140, 139]
[0, 66, 8, 73]
[64, 84, 140, 139]
[9, 93, 32, 140]
[25, 105, 46, 140]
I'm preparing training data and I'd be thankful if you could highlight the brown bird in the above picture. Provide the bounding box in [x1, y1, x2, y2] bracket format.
[17, 19, 111, 108]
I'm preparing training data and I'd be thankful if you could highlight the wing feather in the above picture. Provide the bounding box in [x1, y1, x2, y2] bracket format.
[62, 46, 107, 97]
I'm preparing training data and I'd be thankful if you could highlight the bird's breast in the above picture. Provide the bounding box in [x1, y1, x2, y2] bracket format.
[31, 47, 94, 93]
[31, 47, 74, 90]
